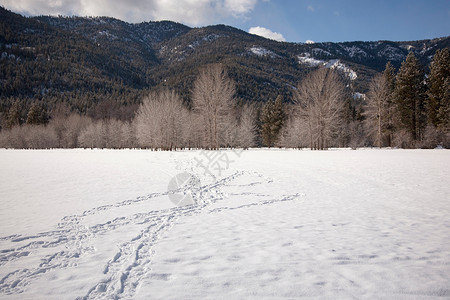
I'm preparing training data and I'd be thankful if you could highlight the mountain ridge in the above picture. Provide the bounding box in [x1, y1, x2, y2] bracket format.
[1, 6, 449, 119]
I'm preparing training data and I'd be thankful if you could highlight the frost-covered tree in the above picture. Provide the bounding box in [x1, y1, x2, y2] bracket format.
[278, 116, 308, 149]
[219, 113, 239, 148]
[0, 124, 58, 149]
[191, 64, 235, 149]
[24, 125, 58, 149]
[62, 114, 93, 148]
[236, 103, 257, 149]
[79, 121, 104, 148]
[135, 90, 190, 150]
[294, 68, 346, 150]
[48, 113, 92, 148]
[363, 74, 390, 147]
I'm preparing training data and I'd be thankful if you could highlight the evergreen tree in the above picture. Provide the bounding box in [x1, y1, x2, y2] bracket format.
[394, 52, 426, 142]
[6, 101, 22, 129]
[26, 102, 49, 125]
[271, 95, 286, 145]
[427, 48, 450, 129]
[438, 77, 450, 133]
[260, 95, 285, 147]
[383, 62, 396, 146]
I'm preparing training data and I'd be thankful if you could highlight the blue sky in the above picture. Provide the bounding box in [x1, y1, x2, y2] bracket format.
[1, 0, 449, 43]
[241, 0, 450, 42]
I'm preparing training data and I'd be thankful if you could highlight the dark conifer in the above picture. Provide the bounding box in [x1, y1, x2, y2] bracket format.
[427, 49, 449, 129]
[26, 102, 49, 125]
[260, 95, 285, 147]
[383, 62, 396, 146]
[394, 52, 426, 142]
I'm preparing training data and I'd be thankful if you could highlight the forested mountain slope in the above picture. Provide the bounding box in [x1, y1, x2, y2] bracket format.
[1, 6, 449, 119]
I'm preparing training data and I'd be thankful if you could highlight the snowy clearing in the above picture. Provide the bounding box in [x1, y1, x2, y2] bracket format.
[0, 149, 449, 299]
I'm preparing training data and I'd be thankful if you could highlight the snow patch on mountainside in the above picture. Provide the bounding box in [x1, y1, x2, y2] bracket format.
[249, 46, 278, 58]
[202, 34, 221, 42]
[420, 43, 436, 55]
[297, 53, 323, 66]
[325, 59, 358, 80]
[401, 44, 415, 51]
[378, 44, 405, 61]
[341, 45, 368, 58]
[312, 48, 332, 57]
[298, 54, 357, 80]
[97, 30, 118, 40]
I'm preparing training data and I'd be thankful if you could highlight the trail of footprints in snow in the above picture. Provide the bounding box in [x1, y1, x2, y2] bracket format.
[0, 170, 302, 298]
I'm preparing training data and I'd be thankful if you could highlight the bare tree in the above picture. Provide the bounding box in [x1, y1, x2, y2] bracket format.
[363, 74, 390, 147]
[119, 121, 137, 149]
[24, 125, 58, 149]
[0, 124, 58, 149]
[3, 126, 28, 148]
[48, 113, 92, 148]
[49, 103, 71, 147]
[219, 113, 239, 148]
[294, 68, 346, 150]
[236, 103, 257, 149]
[187, 114, 210, 149]
[278, 116, 309, 149]
[79, 121, 103, 148]
[191, 63, 236, 149]
[135, 90, 190, 150]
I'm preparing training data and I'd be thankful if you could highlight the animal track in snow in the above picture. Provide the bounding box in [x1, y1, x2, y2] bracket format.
[0, 169, 297, 299]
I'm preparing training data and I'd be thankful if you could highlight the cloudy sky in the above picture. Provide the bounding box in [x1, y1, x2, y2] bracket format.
[1, 0, 449, 42]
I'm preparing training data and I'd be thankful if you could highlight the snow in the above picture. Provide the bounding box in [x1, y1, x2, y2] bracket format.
[402, 45, 415, 51]
[249, 46, 277, 57]
[202, 34, 221, 42]
[341, 45, 368, 58]
[298, 54, 358, 80]
[378, 44, 405, 61]
[1, 149, 450, 299]
[325, 59, 358, 80]
[297, 53, 323, 66]
[420, 43, 436, 55]
[353, 92, 366, 100]
[188, 41, 200, 49]
[311, 48, 332, 57]
[97, 30, 118, 40]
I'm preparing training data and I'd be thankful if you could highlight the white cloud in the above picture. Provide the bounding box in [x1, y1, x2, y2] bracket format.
[248, 26, 285, 42]
[305, 40, 315, 44]
[0, 0, 258, 25]
[224, 0, 257, 16]
[307, 5, 314, 12]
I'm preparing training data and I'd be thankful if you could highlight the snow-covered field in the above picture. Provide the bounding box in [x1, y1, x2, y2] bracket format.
[0, 149, 449, 299]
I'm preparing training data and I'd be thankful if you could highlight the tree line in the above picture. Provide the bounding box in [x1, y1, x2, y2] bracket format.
[0, 49, 448, 149]
[278, 49, 449, 149]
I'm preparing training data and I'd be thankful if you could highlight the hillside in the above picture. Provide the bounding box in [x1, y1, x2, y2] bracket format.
[0, 6, 449, 119]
